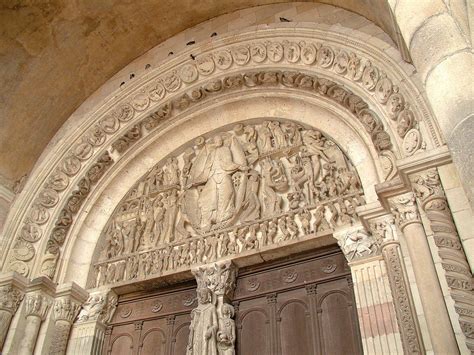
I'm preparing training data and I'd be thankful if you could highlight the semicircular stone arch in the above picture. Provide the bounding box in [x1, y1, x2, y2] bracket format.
[3, 24, 442, 283]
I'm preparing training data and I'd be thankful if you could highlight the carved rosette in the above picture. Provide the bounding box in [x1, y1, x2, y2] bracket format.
[389, 192, 421, 230]
[24, 293, 52, 320]
[412, 170, 474, 352]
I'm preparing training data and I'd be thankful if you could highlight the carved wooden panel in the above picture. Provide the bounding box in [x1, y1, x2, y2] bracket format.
[233, 248, 361, 355]
[104, 247, 361, 355]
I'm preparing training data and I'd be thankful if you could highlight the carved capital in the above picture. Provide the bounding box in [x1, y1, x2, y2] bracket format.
[192, 261, 238, 299]
[0, 272, 28, 315]
[76, 290, 117, 324]
[0, 285, 24, 314]
[411, 169, 443, 204]
[389, 192, 421, 229]
[334, 225, 379, 262]
[368, 215, 396, 245]
[53, 298, 82, 323]
[24, 293, 52, 320]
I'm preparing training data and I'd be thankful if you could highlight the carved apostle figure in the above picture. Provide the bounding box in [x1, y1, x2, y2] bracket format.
[217, 303, 236, 355]
[187, 288, 219, 355]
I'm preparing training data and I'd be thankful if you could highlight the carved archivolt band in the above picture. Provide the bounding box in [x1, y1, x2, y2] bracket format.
[4, 30, 438, 281]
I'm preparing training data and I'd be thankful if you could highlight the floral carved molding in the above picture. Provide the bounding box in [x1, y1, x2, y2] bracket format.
[3, 30, 441, 280]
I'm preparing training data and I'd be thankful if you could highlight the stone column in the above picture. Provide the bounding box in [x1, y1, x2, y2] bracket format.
[412, 169, 474, 353]
[0, 272, 27, 350]
[66, 289, 117, 355]
[369, 215, 424, 354]
[390, 192, 459, 353]
[334, 225, 402, 354]
[49, 283, 88, 355]
[19, 277, 56, 355]
[188, 261, 238, 355]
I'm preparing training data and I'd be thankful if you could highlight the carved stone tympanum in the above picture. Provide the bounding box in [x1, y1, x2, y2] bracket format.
[92, 120, 364, 287]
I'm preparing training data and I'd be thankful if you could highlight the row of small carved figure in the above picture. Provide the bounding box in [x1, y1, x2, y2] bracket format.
[94, 196, 362, 287]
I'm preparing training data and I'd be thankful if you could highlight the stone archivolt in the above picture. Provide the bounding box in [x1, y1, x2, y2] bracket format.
[3, 31, 436, 281]
[92, 120, 364, 287]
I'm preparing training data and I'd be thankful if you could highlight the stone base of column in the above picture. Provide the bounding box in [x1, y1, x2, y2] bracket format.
[67, 320, 106, 355]
[350, 256, 403, 354]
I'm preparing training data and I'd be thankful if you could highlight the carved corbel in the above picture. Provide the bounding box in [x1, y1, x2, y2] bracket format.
[76, 289, 118, 325]
[333, 224, 380, 263]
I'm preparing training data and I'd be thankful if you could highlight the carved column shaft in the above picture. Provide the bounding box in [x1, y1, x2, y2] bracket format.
[413, 170, 474, 353]
[19, 292, 52, 355]
[334, 225, 403, 354]
[49, 283, 88, 355]
[369, 216, 424, 354]
[390, 192, 458, 354]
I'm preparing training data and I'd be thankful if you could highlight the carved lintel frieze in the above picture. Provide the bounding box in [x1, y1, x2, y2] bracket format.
[334, 225, 380, 262]
[76, 290, 117, 325]
[389, 192, 421, 230]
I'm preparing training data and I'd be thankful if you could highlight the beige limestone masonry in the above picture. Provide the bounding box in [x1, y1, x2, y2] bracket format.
[0, 3, 472, 354]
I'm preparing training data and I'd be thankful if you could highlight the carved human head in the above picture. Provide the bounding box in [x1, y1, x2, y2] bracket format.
[213, 135, 223, 147]
[221, 303, 235, 318]
[197, 288, 212, 304]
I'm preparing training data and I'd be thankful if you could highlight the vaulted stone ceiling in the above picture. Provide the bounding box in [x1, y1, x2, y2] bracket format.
[0, 0, 399, 183]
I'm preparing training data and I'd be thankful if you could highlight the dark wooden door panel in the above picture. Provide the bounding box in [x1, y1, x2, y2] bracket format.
[104, 248, 362, 355]
[278, 299, 312, 355]
[237, 308, 271, 355]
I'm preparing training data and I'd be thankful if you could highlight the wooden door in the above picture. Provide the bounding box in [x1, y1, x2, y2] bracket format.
[233, 248, 362, 355]
[104, 248, 362, 355]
